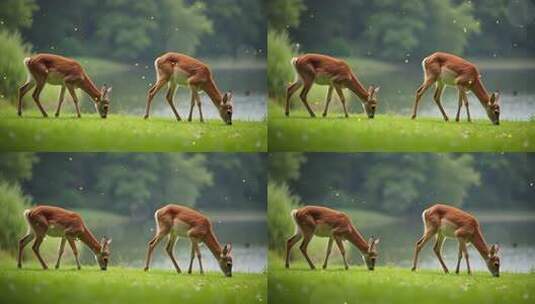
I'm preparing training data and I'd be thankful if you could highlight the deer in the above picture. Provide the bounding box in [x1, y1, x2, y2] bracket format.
[286, 53, 380, 119]
[411, 52, 501, 125]
[17, 205, 112, 270]
[18, 53, 112, 118]
[144, 204, 233, 277]
[411, 204, 501, 277]
[286, 205, 380, 271]
[144, 52, 233, 125]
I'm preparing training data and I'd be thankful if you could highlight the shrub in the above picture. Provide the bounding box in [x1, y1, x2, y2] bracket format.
[0, 30, 30, 101]
[267, 30, 295, 98]
[0, 181, 31, 253]
[268, 181, 300, 252]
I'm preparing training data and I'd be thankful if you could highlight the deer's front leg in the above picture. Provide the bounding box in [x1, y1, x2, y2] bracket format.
[412, 78, 435, 119]
[412, 229, 435, 271]
[55, 237, 66, 269]
[334, 237, 348, 270]
[144, 230, 167, 271]
[188, 241, 195, 274]
[322, 86, 334, 117]
[432, 84, 448, 121]
[188, 90, 195, 122]
[455, 88, 463, 122]
[461, 91, 471, 122]
[455, 241, 463, 274]
[55, 85, 66, 117]
[66, 85, 81, 118]
[67, 239, 81, 270]
[194, 91, 204, 123]
[165, 235, 181, 273]
[322, 237, 334, 269]
[194, 241, 204, 274]
[334, 86, 348, 118]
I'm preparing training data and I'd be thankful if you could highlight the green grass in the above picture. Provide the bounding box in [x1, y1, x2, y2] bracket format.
[340, 208, 399, 228]
[269, 257, 535, 304]
[0, 107, 267, 151]
[269, 102, 535, 152]
[73, 209, 129, 229]
[0, 257, 266, 304]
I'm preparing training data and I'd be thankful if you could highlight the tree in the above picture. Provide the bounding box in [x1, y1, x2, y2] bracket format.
[0, 153, 38, 184]
[0, 0, 38, 32]
[267, 0, 305, 32]
[268, 152, 306, 184]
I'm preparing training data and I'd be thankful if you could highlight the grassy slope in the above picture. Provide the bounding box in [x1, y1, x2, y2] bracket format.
[0, 108, 267, 151]
[0, 260, 266, 304]
[269, 102, 535, 152]
[269, 259, 535, 304]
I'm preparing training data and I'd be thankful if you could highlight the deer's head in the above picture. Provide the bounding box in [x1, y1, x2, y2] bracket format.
[96, 237, 112, 270]
[218, 243, 233, 277]
[97, 85, 112, 118]
[486, 92, 500, 125]
[365, 86, 380, 119]
[219, 92, 233, 125]
[363, 237, 380, 271]
[486, 244, 500, 277]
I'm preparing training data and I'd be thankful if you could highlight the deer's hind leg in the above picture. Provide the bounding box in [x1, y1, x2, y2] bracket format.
[18, 80, 35, 117]
[322, 86, 334, 117]
[433, 234, 449, 273]
[412, 227, 437, 271]
[54, 85, 66, 117]
[17, 231, 35, 268]
[165, 234, 181, 273]
[144, 225, 170, 271]
[432, 83, 449, 121]
[285, 230, 302, 269]
[286, 80, 303, 117]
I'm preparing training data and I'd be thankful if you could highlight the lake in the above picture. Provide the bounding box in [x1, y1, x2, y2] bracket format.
[78, 212, 267, 273]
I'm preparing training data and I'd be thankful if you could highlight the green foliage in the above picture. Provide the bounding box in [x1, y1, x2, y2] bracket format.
[25, 154, 212, 216]
[268, 153, 306, 184]
[267, 30, 295, 97]
[267, 0, 305, 32]
[269, 262, 535, 304]
[268, 102, 535, 152]
[0, 265, 267, 304]
[268, 182, 299, 251]
[0, 0, 38, 32]
[0, 109, 267, 152]
[0, 182, 31, 252]
[0, 153, 38, 184]
[0, 30, 30, 101]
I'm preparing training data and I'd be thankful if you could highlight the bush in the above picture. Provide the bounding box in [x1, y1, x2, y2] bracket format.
[0, 181, 31, 253]
[267, 30, 295, 98]
[268, 181, 300, 252]
[0, 30, 30, 101]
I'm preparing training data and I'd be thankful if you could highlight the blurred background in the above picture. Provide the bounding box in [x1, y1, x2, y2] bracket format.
[268, 153, 535, 272]
[0, 0, 266, 120]
[0, 153, 266, 272]
[268, 0, 535, 120]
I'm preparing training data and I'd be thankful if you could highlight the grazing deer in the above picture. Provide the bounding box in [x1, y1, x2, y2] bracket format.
[286, 206, 380, 271]
[412, 52, 500, 125]
[144, 52, 233, 125]
[286, 53, 380, 118]
[18, 205, 112, 270]
[412, 204, 501, 277]
[144, 204, 233, 277]
[18, 53, 112, 118]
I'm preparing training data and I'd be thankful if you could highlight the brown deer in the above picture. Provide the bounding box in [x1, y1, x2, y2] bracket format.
[412, 52, 500, 125]
[286, 53, 379, 118]
[18, 53, 112, 118]
[412, 204, 501, 277]
[286, 205, 380, 270]
[144, 204, 233, 277]
[144, 52, 233, 125]
[18, 205, 112, 270]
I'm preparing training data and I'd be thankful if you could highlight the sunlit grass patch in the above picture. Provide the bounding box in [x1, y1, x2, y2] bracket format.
[269, 255, 535, 304]
[268, 101, 535, 152]
[0, 259, 266, 304]
[0, 107, 267, 152]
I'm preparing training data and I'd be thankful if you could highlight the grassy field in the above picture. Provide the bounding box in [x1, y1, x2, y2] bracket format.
[0, 259, 266, 304]
[269, 102, 535, 152]
[269, 258, 535, 304]
[0, 107, 266, 151]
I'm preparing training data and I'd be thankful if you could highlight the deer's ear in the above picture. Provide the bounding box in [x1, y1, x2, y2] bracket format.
[374, 238, 380, 245]
[374, 86, 381, 94]
[106, 86, 113, 94]
[223, 243, 232, 255]
[490, 244, 499, 255]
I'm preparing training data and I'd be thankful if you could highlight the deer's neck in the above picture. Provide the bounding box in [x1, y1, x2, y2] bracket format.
[470, 77, 491, 107]
[471, 228, 490, 261]
[347, 74, 369, 102]
[79, 224, 102, 255]
[346, 226, 370, 254]
[204, 229, 223, 261]
[80, 73, 102, 104]
[202, 78, 223, 110]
